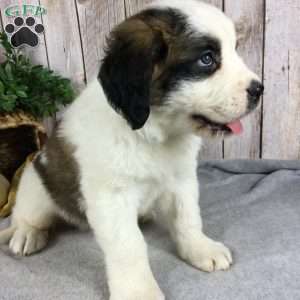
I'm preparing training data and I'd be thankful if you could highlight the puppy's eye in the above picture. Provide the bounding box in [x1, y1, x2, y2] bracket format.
[198, 51, 215, 67]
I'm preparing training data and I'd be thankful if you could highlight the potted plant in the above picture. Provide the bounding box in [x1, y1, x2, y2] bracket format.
[0, 32, 75, 216]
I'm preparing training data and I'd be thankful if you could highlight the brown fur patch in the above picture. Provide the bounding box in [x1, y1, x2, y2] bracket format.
[34, 130, 86, 223]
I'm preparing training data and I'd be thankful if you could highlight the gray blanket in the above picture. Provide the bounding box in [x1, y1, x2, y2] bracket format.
[1, 160, 300, 300]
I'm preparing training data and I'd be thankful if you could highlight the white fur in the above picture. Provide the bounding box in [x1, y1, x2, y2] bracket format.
[0, 1, 263, 299]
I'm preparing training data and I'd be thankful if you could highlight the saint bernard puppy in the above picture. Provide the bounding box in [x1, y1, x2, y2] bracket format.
[0, 0, 263, 299]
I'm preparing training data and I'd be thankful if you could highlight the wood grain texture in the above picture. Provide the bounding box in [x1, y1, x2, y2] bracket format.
[224, 0, 264, 159]
[124, 0, 151, 16]
[198, 0, 224, 160]
[76, 0, 125, 83]
[39, 0, 85, 90]
[262, 0, 300, 159]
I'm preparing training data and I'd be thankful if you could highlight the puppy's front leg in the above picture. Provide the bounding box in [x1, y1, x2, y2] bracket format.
[158, 177, 233, 273]
[87, 192, 164, 300]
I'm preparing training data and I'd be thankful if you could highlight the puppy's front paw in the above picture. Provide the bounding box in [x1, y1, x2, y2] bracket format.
[181, 237, 233, 273]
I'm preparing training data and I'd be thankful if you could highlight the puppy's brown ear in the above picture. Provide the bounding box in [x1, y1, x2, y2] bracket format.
[98, 18, 167, 130]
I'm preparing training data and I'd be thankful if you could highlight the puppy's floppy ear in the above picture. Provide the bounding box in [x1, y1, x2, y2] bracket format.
[98, 18, 167, 130]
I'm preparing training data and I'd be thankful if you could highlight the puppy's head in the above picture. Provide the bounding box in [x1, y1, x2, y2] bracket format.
[99, 0, 263, 137]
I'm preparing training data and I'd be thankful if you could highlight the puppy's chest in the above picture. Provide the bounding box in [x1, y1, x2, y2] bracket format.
[137, 146, 177, 175]
[136, 179, 163, 216]
[78, 135, 198, 206]
[85, 137, 188, 180]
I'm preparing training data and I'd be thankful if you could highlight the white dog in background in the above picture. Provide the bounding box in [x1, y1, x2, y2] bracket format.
[0, 0, 263, 299]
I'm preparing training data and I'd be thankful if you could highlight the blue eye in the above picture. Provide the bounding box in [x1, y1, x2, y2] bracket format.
[199, 51, 214, 67]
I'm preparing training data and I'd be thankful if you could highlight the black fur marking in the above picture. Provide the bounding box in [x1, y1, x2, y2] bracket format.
[99, 19, 167, 130]
[192, 114, 231, 135]
[34, 132, 86, 223]
[152, 36, 221, 104]
[99, 7, 222, 129]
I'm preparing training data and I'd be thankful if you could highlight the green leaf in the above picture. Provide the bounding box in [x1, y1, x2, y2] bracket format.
[16, 90, 27, 98]
[5, 63, 13, 80]
[0, 80, 4, 94]
[0, 66, 7, 81]
[0, 94, 17, 112]
[0, 30, 76, 118]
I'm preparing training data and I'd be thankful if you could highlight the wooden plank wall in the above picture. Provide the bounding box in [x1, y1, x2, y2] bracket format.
[263, 0, 300, 159]
[0, 0, 299, 160]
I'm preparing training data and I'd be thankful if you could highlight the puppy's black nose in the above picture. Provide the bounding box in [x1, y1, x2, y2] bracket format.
[247, 80, 264, 98]
[247, 80, 264, 110]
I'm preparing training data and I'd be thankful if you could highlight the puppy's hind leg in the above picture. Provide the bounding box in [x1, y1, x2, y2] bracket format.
[0, 164, 57, 256]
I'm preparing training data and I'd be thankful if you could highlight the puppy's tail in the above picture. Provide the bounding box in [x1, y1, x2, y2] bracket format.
[0, 227, 15, 245]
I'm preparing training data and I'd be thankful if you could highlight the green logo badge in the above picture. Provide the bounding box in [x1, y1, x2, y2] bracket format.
[5, 4, 47, 18]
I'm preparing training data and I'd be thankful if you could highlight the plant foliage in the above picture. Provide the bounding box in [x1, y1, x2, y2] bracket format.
[0, 32, 75, 118]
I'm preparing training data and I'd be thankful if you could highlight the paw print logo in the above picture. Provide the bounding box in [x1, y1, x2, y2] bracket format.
[5, 16, 44, 48]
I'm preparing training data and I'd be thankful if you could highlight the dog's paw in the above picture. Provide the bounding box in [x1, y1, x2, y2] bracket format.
[181, 237, 233, 272]
[9, 223, 48, 256]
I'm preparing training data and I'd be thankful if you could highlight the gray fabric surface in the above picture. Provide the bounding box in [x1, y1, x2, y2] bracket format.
[1, 160, 300, 300]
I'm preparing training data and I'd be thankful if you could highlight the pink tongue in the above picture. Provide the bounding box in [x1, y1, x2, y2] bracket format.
[226, 120, 243, 135]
